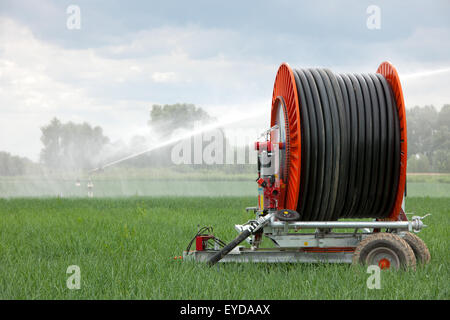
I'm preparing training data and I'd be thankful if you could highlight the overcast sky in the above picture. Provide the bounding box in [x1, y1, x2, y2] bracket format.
[1, 0, 449, 161]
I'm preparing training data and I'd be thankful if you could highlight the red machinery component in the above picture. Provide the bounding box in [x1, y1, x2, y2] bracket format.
[377, 62, 407, 221]
[255, 137, 282, 210]
[271, 68, 301, 210]
[196, 235, 215, 251]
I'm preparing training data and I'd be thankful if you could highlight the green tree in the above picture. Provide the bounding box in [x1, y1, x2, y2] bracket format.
[437, 104, 450, 128]
[406, 105, 438, 159]
[148, 103, 213, 136]
[433, 150, 450, 173]
[430, 104, 450, 172]
[406, 104, 450, 172]
[40, 118, 109, 170]
[407, 154, 431, 173]
[0, 151, 34, 176]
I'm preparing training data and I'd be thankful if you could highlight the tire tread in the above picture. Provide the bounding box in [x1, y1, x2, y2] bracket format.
[352, 232, 416, 270]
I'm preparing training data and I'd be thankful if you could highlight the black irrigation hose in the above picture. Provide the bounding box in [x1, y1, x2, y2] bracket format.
[325, 69, 348, 221]
[293, 70, 311, 220]
[354, 73, 373, 218]
[339, 74, 359, 218]
[308, 69, 334, 221]
[293, 68, 401, 220]
[294, 70, 323, 221]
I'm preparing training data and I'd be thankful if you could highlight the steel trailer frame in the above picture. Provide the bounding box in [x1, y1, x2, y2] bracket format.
[183, 62, 426, 267]
[183, 212, 428, 264]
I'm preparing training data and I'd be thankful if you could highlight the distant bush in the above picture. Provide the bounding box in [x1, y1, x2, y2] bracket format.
[407, 154, 431, 173]
[0, 151, 35, 176]
[407, 104, 450, 173]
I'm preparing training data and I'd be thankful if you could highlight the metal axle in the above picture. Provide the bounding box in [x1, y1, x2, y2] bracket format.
[267, 215, 426, 232]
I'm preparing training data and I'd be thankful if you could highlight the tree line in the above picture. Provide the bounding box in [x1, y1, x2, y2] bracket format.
[0, 104, 449, 176]
[407, 105, 450, 173]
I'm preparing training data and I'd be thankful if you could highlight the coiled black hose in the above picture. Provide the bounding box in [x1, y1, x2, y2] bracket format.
[293, 68, 400, 220]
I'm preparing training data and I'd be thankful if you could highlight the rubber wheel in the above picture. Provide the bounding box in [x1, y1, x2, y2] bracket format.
[352, 233, 416, 270]
[402, 232, 431, 265]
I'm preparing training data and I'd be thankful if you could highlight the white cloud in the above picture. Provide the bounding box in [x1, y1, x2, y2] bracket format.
[1, 15, 449, 163]
[152, 72, 177, 83]
[0, 18, 151, 160]
[0, 18, 273, 161]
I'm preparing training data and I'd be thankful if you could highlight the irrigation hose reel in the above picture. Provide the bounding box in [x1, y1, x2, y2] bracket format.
[183, 62, 431, 270]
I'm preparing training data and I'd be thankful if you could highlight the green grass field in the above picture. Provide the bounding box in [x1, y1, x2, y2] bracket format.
[1, 174, 449, 197]
[0, 196, 448, 299]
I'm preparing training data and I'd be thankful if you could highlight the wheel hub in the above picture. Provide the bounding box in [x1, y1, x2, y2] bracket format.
[366, 247, 400, 269]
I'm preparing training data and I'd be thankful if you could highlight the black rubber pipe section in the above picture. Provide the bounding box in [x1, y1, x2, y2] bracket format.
[324, 69, 348, 221]
[339, 74, 360, 218]
[376, 74, 396, 218]
[294, 69, 318, 221]
[292, 70, 311, 219]
[301, 69, 326, 221]
[369, 73, 388, 217]
[346, 73, 367, 218]
[354, 74, 374, 218]
[318, 69, 340, 221]
[362, 73, 382, 217]
[287, 68, 401, 221]
[308, 69, 334, 221]
[388, 86, 401, 218]
[207, 230, 251, 266]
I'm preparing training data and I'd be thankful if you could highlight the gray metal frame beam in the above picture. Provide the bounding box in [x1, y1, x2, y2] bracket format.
[183, 248, 354, 264]
[266, 216, 425, 232]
